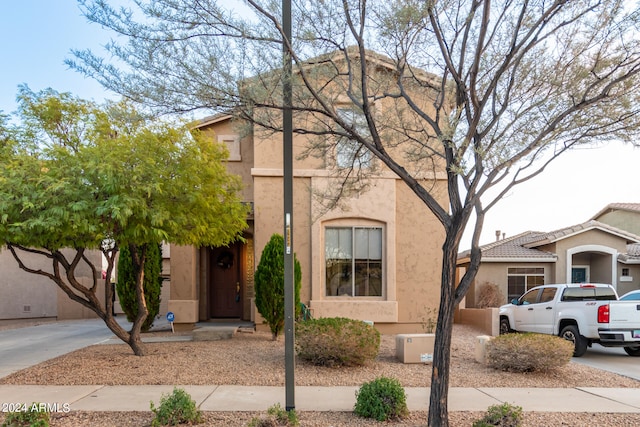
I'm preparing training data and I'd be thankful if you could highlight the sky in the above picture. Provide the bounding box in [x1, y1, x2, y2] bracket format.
[2, 1, 639, 250]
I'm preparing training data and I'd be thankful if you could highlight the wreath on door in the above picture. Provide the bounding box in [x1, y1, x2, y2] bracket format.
[216, 251, 234, 269]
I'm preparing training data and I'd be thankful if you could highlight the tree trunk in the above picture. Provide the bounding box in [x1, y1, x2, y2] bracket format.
[428, 235, 460, 426]
[129, 245, 149, 356]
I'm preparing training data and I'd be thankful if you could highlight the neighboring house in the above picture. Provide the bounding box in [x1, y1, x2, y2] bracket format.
[166, 50, 449, 334]
[591, 203, 640, 237]
[0, 248, 103, 320]
[457, 207, 640, 307]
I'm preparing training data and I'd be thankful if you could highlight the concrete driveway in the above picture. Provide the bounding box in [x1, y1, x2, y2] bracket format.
[573, 344, 640, 381]
[0, 318, 123, 378]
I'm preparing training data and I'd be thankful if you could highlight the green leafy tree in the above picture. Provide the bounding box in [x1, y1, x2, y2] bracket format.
[0, 86, 249, 355]
[117, 243, 163, 332]
[254, 233, 301, 340]
[72, 0, 640, 422]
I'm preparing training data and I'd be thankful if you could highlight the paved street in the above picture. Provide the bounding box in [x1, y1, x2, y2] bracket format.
[0, 318, 121, 378]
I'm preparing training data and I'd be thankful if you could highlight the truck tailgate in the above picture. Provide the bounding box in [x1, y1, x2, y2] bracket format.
[608, 301, 640, 330]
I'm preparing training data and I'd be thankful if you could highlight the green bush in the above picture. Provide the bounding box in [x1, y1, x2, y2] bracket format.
[486, 333, 574, 372]
[295, 317, 380, 366]
[472, 402, 523, 427]
[248, 403, 299, 427]
[254, 234, 302, 340]
[354, 377, 408, 421]
[150, 387, 202, 426]
[1, 403, 50, 427]
[116, 243, 163, 332]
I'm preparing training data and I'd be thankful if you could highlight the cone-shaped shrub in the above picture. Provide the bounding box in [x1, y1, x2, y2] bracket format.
[116, 243, 163, 332]
[254, 233, 301, 339]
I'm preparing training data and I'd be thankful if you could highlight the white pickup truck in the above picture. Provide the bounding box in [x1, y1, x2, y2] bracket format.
[499, 283, 640, 357]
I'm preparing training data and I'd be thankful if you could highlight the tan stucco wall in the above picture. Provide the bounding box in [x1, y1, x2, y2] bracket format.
[0, 249, 58, 319]
[618, 264, 640, 295]
[0, 248, 103, 320]
[393, 181, 445, 327]
[168, 245, 200, 325]
[549, 229, 623, 284]
[469, 261, 555, 307]
[594, 210, 640, 236]
[197, 120, 255, 203]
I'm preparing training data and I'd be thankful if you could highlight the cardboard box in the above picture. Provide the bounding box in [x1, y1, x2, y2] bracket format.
[395, 333, 435, 364]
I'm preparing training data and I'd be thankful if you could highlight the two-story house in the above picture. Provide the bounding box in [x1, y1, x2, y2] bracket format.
[166, 50, 449, 334]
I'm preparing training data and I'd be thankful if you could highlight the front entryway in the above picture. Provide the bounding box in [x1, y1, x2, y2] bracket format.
[209, 243, 243, 318]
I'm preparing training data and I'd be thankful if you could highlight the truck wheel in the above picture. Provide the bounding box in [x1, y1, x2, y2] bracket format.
[624, 347, 640, 357]
[560, 325, 587, 357]
[499, 318, 512, 335]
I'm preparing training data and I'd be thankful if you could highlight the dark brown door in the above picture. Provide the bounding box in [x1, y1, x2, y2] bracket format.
[209, 243, 243, 318]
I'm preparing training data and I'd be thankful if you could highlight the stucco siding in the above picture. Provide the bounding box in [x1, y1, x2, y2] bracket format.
[393, 181, 445, 328]
[595, 210, 640, 236]
[0, 248, 102, 320]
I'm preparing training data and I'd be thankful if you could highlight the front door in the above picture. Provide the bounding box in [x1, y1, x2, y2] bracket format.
[209, 243, 243, 318]
[572, 268, 587, 283]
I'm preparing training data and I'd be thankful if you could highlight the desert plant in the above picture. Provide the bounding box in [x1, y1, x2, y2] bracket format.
[150, 387, 202, 426]
[486, 333, 574, 372]
[354, 376, 409, 421]
[476, 282, 505, 308]
[254, 234, 302, 340]
[295, 317, 380, 366]
[117, 243, 163, 332]
[1, 403, 50, 427]
[248, 404, 299, 427]
[421, 307, 438, 333]
[472, 402, 523, 427]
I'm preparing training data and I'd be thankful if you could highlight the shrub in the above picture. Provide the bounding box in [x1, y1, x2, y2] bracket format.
[117, 243, 163, 332]
[476, 282, 505, 308]
[254, 234, 302, 340]
[354, 377, 409, 421]
[295, 317, 380, 366]
[486, 333, 574, 372]
[472, 402, 523, 427]
[248, 403, 299, 427]
[150, 387, 202, 426]
[1, 403, 50, 427]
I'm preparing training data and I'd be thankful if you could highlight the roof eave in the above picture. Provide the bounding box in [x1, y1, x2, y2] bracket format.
[480, 256, 558, 263]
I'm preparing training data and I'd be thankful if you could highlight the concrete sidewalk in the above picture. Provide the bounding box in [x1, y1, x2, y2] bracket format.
[1, 385, 640, 413]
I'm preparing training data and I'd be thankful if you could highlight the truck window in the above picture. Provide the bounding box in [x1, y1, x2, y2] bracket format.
[539, 287, 556, 303]
[561, 287, 595, 301]
[519, 288, 540, 305]
[561, 286, 616, 301]
[594, 288, 617, 300]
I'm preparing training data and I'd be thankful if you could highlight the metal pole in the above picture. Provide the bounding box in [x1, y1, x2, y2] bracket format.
[282, 0, 295, 412]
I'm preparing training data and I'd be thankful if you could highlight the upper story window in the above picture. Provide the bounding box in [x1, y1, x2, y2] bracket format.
[507, 267, 544, 302]
[335, 107, 372, 169]
[325, 226, 382, 297]
[218, 135, 241, 161]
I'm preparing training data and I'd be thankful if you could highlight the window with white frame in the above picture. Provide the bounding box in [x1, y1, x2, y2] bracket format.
[507, 267, 544, 302]
[335, 107, 372, 168]
[325, 226, 382, 297]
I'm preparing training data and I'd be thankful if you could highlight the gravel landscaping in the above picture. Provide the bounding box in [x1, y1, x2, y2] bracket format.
[1, 322, 639, 426]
